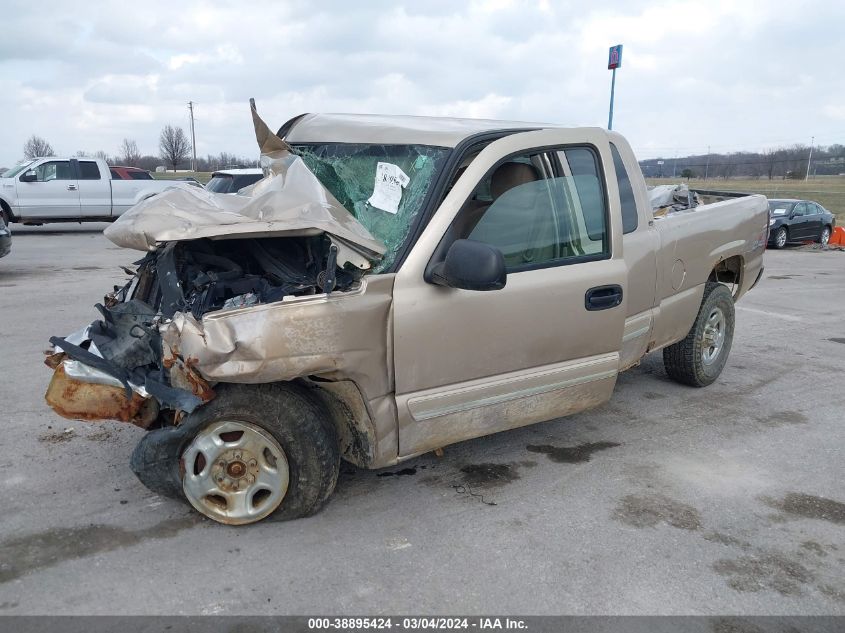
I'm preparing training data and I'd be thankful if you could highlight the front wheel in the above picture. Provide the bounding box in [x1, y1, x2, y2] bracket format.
[663, 282, 735, 388]
[772, 226, 788, 249]
[180, 383, 339, 525]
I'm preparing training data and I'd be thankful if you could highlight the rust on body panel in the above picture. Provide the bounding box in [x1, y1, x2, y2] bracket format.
[45, 364, 158, 428]
[162, 344, 216, 404]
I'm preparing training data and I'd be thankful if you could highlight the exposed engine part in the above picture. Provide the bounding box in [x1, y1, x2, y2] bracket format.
[133, 235, 361, 318]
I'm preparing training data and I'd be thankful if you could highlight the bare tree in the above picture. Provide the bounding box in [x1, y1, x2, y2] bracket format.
[720, 155, 736, 180]
[23, 135, 54, 159]
[119, 138, 141, 166]
[763, 149, 777, 180]
[159, 125, 191, 172]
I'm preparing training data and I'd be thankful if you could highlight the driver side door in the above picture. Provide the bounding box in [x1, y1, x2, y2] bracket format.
[16, 160, 81, 218]
[392, 129, 627, 458]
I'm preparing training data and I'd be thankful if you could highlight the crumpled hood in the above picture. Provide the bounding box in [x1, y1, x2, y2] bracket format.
[103, 101, 386, 262]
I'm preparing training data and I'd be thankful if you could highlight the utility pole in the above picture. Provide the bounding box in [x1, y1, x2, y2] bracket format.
[607, 45, 623, 130]
[704, 146, 711, 183]
[188, 101, 197, 172]
[672, 152, 677, 178]
[805, 136, 814, 181]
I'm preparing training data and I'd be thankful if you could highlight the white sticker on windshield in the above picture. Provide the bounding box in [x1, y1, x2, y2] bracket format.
[773, 208, 788, 214]
[367, 162, 410, 214]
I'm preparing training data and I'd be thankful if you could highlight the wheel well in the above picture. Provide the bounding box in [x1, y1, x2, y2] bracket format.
[709, 255, 743, 298]
[0, 199, 14, 222]
[300, 378, 377, 468]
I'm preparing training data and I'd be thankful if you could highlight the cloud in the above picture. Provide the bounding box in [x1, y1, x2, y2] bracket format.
[423, 94, 514, 119]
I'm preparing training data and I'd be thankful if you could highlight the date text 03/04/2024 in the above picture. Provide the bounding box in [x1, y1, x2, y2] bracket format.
[307, 617, 528, 630]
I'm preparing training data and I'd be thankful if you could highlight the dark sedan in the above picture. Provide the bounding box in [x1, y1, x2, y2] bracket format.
[767, 199, 836, 249]
[0, 214, 10, 258]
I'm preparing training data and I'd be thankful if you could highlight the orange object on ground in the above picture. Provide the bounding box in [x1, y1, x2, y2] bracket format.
[829, 226, 845, 246]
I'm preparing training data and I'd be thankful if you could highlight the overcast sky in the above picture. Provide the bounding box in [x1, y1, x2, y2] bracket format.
[2, 0, 843, 167]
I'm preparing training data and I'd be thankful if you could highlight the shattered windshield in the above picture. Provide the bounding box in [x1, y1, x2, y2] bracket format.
[294, 143, 450, 273]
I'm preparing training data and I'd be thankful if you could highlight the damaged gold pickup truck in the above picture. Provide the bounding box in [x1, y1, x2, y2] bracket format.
[44, 103, 769, 525]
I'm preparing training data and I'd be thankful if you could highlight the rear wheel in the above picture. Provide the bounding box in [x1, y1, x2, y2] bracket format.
[663, 282, 735, 387]
[820, 226, 831, 246]
[0, 205, 11, 227]
[772, 226, 788, 249]
[180, 383, 339, 525]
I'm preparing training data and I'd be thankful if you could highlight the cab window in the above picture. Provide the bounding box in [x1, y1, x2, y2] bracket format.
[33, 161, 74, 182]
[609, 143, 638, 234]
[78, 161, 101, 180]
[452, 147, 609, 271]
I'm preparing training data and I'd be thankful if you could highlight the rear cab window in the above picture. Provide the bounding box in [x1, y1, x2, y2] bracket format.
[609, 143, 638, 234]
[78, 161, 101, 180]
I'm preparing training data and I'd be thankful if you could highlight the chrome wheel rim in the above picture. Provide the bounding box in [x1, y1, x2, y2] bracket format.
[821, 228, 830, 246]
[182, 420, 289, 525]
[701, 307, 726, 366]
[776, 229, 787, 248]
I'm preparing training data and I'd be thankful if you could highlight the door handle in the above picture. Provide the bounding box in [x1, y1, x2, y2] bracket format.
[67, 184, 77, 191]
[585, 285, 623, 311]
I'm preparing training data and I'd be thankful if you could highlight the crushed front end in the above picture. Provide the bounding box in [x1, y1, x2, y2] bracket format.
[45, 232, 365, 425]
[44, 101, 387, 481]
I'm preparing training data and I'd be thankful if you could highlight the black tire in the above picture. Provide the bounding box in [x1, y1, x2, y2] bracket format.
[179, 382, 339, 523]
[772, 226, 788, 249]
[0, 205, 11, 227]
[663, 282, 735, 388]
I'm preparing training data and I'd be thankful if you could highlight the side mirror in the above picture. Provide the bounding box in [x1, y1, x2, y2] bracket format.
[19, 170, 37, 182]
[430, 239, 506, 291]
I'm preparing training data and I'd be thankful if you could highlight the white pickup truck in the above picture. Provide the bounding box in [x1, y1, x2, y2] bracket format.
[0, 157, 195, 225]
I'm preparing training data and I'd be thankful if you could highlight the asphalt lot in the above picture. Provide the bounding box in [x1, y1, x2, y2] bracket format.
[0, 224, 843, 615]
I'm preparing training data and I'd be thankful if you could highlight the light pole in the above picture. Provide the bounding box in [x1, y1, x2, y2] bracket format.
[607, 45, 622, 130]
[188, 101, 197, 172]
[805, 136, 814, 181]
